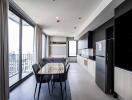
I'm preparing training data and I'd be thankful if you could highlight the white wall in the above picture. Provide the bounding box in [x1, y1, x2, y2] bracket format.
[50, 44, 66, 57]
[49, 36, 66, 58]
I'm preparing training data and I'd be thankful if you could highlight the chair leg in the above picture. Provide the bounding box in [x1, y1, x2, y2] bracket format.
[37, 81, 42, 100]
[60, 82, 63, 100]
[64, 81, 67, 92]
[64, 81, 67, 97]
[52, 81, 54, 93]
[48, 82, 50, 94]
[34, 83, 37, 98]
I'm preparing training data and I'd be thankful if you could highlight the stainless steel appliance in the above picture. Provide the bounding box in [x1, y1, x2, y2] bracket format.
[96, 40, 113, 94]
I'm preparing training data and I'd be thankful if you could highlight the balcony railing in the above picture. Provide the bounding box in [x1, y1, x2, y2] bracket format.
[9, 53, 34, 78]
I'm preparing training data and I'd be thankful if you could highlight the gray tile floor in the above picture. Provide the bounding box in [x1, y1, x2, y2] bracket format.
[10, 63, 117, 100]
[10, 74, 72, 100]
[69, 63, 116, 100]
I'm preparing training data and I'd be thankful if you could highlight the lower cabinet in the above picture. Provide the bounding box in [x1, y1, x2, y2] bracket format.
[114, 67, 132, 100]
[77, 55, 95, 79]
[88, 59, 95, 78]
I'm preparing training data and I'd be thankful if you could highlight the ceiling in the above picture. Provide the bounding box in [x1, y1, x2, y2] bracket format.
[13, 0, 124, 38]
[75, 0, 125, 39]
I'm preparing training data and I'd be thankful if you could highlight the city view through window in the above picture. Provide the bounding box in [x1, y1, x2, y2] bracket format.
[8, 11, 35, 86]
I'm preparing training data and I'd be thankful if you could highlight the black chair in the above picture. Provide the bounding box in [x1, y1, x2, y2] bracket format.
[51, 64, 70, 93]
[32, 64, 51, 99]
[39, 60, 47, 68]
[64, 59, 68, 66]
[63, 59, 68, 71]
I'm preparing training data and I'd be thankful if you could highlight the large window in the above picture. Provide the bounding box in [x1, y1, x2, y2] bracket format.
[42, 34, 46, 58]
[8, 11, 20, 86]
[8, 10, 35, 87]
[22, 20, 34, 78]
[68, 41, 77, 57]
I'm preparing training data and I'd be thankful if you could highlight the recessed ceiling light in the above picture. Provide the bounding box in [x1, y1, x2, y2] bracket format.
[78, 17, 82, 20]
[56, 17, 60, 23]
[57, 20, 60, 23]
[74, 26, 77, 29]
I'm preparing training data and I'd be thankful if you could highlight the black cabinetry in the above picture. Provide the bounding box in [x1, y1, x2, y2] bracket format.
[88, 31, 93, 48]
[115, 9, 132, 71]
[78, 31, 93, 49]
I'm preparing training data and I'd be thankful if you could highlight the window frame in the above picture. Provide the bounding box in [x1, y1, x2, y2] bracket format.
[9, 3, 35, 27]
[9, 7, 35, 90]
[68, 40, 77, 57]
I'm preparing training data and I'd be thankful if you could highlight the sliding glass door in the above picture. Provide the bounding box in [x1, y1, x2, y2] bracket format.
[22, 20, 34, 78]
[8, 10, 35, 87]
[8, 11, 20, 86]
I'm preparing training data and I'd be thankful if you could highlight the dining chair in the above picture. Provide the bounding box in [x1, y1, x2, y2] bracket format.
[64, 59, 68, 66]
[39, 59, 47, 68]
[51, 64, 70, 93]
[63, 59, 68, 71]
[32, 64, 51, 99]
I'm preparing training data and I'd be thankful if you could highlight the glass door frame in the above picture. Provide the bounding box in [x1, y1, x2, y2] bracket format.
[9, 6, 35, 91]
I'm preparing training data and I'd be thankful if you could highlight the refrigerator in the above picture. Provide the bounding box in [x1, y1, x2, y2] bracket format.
[95, 40, 113, 94]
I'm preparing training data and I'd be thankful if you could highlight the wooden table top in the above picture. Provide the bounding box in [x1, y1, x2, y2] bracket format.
[38, 63, 64, 75]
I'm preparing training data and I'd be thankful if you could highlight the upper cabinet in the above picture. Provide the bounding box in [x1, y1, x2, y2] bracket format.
[78, 31, 93, 50]
[78, 33, 88, 49]
[115, 0, 132, 71]
[88, 31, 93, 48]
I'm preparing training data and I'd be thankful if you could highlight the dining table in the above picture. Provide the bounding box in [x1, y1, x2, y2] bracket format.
[38, 63, 65, 100]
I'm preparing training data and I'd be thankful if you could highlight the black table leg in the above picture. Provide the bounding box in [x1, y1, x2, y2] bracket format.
[60, 82, 63, 100]
[37, 76, 42, 100]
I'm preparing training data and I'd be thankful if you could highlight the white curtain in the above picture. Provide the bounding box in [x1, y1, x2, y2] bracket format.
[0, 0, 9, 100]
[35, 25, 42, 63]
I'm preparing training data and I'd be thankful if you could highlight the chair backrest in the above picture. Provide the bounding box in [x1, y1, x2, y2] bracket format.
[63, 59, 68, 71]
[32, 64, 41, 74]
[39, 60, 47, 68]
[32, 64, 41, 82]
[65, 64, 70, 80]
[65, 59, 68, 66]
